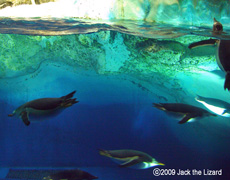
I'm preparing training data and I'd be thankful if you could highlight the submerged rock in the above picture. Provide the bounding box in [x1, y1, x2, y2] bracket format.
[0, 32, 217, 79]
[43, 169, 98, 180]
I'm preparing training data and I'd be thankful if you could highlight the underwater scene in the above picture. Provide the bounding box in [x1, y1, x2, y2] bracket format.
[0, 0, 230, 180]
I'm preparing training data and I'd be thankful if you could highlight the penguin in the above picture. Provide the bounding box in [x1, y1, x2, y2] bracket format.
[153, 103, 216, 124]
[189, 39, 230, 90]
[212, 18, 223, 35]
[195, 95, 230, 117]
[99, 149, 164, 169]
[8, 91, 78, 126]
[188, 18, 230, 90]
[42, 169, 98, 180]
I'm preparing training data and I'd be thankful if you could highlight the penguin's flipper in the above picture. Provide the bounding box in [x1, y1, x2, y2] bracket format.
[224, 72, 230, 91]
[119, 156, 139, 168]
[188, 39, 217, 49]
[20, 111, 30, 126]
[178, 114, 195, 124]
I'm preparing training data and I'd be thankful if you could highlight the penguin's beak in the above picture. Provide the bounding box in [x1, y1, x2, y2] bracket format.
[195, 97, 202, 102]
[158, 162, 165, 166]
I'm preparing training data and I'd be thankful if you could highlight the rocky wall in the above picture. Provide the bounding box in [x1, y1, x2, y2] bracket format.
[0, 32, 217, 79]
[0, 0, 229, 26]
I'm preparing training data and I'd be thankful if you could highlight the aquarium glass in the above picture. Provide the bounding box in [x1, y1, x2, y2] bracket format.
[0, 0, 230, 180]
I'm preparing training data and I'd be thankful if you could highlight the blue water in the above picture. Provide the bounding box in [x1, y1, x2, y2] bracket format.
[0, 18, 230, 180]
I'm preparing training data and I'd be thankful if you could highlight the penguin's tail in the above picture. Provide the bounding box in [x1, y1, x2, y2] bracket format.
[61, 91, 79, 107]
[62, 98, 79, 107]
[152, 103, 166, 111]
[98, 149, 111, 157]
[224, 72, 230, 91]
[61, 90, 76, 100]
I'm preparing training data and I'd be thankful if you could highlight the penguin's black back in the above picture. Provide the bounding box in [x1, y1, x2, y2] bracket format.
[218, 40, 230, 72]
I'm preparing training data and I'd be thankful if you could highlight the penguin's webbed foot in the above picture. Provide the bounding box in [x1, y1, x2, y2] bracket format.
[20, 111, 30, 126]
[62, 98, 79, 107]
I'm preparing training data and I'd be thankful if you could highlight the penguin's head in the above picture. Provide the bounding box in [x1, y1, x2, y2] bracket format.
[213, 18, 223, 35]
[8, 110, 16, 117]
[195, 96, 223, 116]
[221, 110, 230, 117]
[141, 159, 165, 169]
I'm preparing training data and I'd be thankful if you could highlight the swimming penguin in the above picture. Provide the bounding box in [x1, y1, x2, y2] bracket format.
[42, 169, 98, 180]
[8, 91, 78, 126]
[195, 95, 230, 117]
[99, 149, 164, 169]
[189, 39, 230, 90]
[189, 18, 230, 90]
[153, 103, 216, 124]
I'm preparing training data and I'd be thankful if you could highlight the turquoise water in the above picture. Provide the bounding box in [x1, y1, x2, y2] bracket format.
[0, 17, 230, 38]
[0, 17, 230, 180]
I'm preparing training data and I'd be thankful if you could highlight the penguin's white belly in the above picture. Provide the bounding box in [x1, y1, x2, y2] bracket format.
[111, 158, 157, 169]
[198, 102, 230, 117]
